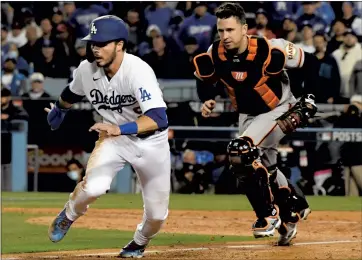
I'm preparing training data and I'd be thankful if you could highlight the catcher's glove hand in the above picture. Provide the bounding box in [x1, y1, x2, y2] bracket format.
[276, 94, 318, 134]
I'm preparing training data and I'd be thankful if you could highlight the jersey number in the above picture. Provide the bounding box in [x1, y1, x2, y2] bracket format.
[139, 88, 151, 102]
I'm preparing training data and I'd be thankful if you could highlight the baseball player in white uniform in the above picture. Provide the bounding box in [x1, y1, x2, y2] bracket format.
[46, 15, 170, 258]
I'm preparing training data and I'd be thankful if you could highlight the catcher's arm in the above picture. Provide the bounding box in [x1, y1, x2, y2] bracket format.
[268, 39, 320, 134]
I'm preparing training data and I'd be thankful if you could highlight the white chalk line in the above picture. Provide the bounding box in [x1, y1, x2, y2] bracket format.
[3, 239, 361, 260]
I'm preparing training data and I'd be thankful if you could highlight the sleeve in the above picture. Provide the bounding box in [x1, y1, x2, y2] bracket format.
[268, 38, 305, 69]
[68, 64, 85, 96]
[130, 62, 166, 113]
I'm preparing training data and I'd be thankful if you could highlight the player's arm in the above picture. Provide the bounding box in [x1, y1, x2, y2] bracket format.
[193, 45, 219, 117]
[44, 65, 85, 130]
[90, 63, 168, 136]
[268, 38, 320, 97]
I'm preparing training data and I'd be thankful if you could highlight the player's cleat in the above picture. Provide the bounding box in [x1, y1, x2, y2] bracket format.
[300, 208, 311, 221]
[119, 240, 147, 258]
[48, 208, 74, 243]
[277, 222, 298, 246]
[252, 215, 281, 238]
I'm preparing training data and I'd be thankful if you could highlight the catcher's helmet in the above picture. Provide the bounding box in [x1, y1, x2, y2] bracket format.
[82, 15, 129, 43]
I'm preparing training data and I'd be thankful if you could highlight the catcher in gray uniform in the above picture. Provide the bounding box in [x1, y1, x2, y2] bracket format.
[195, 3, 317, 246]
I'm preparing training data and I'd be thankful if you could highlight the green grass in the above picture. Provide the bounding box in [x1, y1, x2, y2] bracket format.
[2, 212, 252, 254]
[1, 192, 361, 254]
[2, 192, 362, 211]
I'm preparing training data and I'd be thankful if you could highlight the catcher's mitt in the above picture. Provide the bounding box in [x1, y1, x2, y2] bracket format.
[276, 94, 318, 134]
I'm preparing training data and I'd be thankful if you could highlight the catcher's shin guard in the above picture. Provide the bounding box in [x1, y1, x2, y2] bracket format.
[228, 137, 280, 220]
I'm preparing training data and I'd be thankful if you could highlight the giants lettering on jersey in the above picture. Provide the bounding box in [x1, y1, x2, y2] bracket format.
[90, 89, 137, 113]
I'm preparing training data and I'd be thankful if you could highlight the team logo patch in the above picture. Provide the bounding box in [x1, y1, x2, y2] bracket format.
[231, 71, 247, 81]
[90, 23, 97, 34]
[285, 43, 297, 60]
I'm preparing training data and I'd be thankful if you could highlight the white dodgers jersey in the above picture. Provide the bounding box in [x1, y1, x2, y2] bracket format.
[69, 53, 167, 126]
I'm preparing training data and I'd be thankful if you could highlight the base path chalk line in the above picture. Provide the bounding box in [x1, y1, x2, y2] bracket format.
[3, 239, 361, 260]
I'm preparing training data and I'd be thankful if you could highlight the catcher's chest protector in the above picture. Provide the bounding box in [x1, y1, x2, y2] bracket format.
[211, 36, 285, 116]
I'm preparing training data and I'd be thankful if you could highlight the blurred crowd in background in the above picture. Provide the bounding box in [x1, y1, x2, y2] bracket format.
[1, 1, 362, 196]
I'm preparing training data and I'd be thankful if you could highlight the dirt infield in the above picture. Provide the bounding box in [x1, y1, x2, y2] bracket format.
[3, 208, 362, 259]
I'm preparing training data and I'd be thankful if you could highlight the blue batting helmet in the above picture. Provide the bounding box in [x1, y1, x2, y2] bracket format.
[82, 15, 129, 43]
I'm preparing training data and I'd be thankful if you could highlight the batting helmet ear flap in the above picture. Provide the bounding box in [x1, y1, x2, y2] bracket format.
[86, 42, 95, 63]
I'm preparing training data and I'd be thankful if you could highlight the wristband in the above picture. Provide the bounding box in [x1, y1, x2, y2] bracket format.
[119, 122, 138, 135]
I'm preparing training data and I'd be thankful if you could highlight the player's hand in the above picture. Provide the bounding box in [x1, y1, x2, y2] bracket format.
[44, 101, 69, 130]
[201, 99, 216, 118]
[89, 123, 121, 136]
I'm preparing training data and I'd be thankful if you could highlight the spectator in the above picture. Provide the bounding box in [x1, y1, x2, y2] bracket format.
[142, 35, 177, 79]
[52, 7, 65, 26]
[125, 8, 147, 55]
[39, 18, 55, 41]
[33, 39, 70, 78]
[62, 2, 77, 22]
[68, 2, 109, 38]
[295, 2, 327, 33]
[341, 1, 362, 41]
[138, 24, 162, 57]
[295, 22, 316, 53]
[349, 60, 362, 95]
[73, 38, 87, 65]
[176, 36, 202, 79]
[21, 73, 50, 101]
[5, 43, 29, 77]
[326, 19, 347, 54]
[1, 57, 27, 96]
[20, 7, 42, 38]
[176, 149, 210, 194]
[332, 29, 362, 103]
[314, 33, 341, 104]
[6, 20, 27, 48]
[18, 26, 39, 64]
[247, 8, 276, 39]
[177, 2, 216, 52]
[144, 1, 181, 37]
[1, 87, 29, 123]
[334, 95, 362, 196]
[295, 2, 335, 25]
[66, 158, 86, 184]
[55, 22, 77, 66]
[278, 15, 301, 43]
[270, 2, 297, 24]
[1, 24, 10, 58]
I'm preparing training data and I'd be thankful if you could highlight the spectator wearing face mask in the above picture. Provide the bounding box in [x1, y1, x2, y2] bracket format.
[1, 57, 27, 96]
[4, 43, 30, 77]
[66, 158, 85, 184]
[247, 9, 276, 39]
[332, 29, 362, 104]
[21, 73, 51, 138]
[22, 73, 50, 101]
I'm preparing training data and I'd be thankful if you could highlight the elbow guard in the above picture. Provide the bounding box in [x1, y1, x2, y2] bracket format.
[60, 85, 85, 104]
[144, 107, 168, 129]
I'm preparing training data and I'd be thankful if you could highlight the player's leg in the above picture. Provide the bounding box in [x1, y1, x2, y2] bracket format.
[120, 133, 170, 258]
[48, 133, 126, 243]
